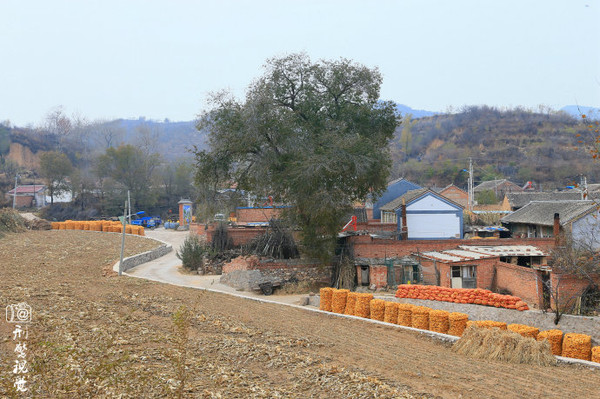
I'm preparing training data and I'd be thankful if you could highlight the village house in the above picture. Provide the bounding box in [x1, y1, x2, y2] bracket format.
[473, 179, 523, 200]
[502, 191, 583, 211]
[371, 178, 421, 220]
[378, 188, 464, 240]
[500, 200, 600, 246]
[437, 184, 469, 208]
[5, 185, 46, 208]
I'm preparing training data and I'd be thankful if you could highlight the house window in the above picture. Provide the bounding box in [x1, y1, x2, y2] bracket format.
[451, 265, 477, 289]
[381, 211, 397, 224]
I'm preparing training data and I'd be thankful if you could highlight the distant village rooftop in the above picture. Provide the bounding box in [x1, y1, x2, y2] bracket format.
[501, 200, 597, 226]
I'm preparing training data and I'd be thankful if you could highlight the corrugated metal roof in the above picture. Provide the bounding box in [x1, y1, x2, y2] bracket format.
[500, 200, 597, 226]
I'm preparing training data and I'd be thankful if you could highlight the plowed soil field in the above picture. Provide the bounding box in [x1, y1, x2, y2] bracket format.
[1, 230, 599, 398]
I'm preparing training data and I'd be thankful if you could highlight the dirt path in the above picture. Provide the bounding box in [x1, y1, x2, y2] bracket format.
[1, 230, 598, 398]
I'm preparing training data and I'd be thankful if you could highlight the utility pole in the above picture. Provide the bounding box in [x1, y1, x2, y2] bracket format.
[581, 175, 588, 200]
[127, 190, 131, 224]
[119, 200, 127, 276]
[468, 158, 474, 211]
[12, 175, 18, 209]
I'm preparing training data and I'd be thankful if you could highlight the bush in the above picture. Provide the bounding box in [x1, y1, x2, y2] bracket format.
[211, 222, 233, 253]
[0, 208, 27, 237]
[176, 235, 207, 272]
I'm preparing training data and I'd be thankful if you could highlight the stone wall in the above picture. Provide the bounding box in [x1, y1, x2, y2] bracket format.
[120, 242, 172, 272]
[221, 255, 330, 285]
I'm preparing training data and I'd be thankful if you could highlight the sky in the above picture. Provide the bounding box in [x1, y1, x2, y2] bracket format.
[1, 0, 599, 127]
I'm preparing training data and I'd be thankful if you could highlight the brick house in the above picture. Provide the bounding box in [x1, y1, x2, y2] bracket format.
[474, 179, 523, 200]
[438, 184, 468, 208]
[502, 191, 582, 211]
[5, 185, 46, 208]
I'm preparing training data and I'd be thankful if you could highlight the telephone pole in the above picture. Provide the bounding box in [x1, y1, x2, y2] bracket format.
[468, 158, 474, 211]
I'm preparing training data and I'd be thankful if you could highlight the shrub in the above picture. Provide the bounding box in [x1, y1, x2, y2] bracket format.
[176, 234, 207, 272]
[0, 208, 27, 236]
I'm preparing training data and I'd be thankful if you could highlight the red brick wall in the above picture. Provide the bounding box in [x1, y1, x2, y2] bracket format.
[351, 236, 555, 259]
[370, 265, 388, 288]
[205, 225, 267, 246]
[550, 273, 600, 309]
[236, 207, 283, 223]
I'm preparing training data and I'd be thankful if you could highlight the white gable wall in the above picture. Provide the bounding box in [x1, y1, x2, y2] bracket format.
[572, 211, 600, 250]
[407, 194, 457, 211]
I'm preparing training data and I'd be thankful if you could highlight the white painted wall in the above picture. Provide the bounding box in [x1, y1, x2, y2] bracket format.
[572, 211, 600, 250]
[406, 213, 461, 239]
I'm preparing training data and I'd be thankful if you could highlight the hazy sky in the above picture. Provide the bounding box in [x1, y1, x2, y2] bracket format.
[1, 0, 599, 126]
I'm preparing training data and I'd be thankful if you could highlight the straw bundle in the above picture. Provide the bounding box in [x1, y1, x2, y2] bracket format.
[344, 292, 358, 315]
[448, 312, 469, 337]
[383, 302, 399, 324]
[466, 320, 507, 330]
[331, 289, 349, 314]
[319, 287, 334, 311]
[453, 327, 556, 366]
[397, 303, 414, 326]
[592, 346, 600, 363]
[411, 306, 430, 330]
[562, 333, 592, 361]
[536, 330, 563, 356]
[429, 309, 450, 334]
[507, 324, 539, 340]
[354, 293, 373, 318]
[369, 299, 386, 321]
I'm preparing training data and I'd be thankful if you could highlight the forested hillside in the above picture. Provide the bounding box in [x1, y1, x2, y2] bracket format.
[390, 106, 596, 189]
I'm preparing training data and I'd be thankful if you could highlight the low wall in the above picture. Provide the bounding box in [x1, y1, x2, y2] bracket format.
[119, 241, 172, 272]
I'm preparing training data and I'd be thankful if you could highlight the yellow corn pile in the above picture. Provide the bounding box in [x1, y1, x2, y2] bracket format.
[397, 303, 414, 326]
[448, 312, 469, 337]
[383, 302, 399, 324]
[466, 320, 507, 330]
[319, 287, 334, 311]
[537, 330, 563, 356]
[507, 324, 539, 339]
[429, 309, 450, 334]
[411, 306, 430, 330]
[354, 293, 373, 318]
[344, 292, 358, 316]
[562, 333, 592, 361]
[369, 299, 386, 321]
[592, 346, 600, 363]
[331, 289, 349, 314]
[51, 220, 144, 235]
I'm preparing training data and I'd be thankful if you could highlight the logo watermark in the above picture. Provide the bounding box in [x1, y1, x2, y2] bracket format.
[5, 302, 32, 394]
[6, 302, 32, 324]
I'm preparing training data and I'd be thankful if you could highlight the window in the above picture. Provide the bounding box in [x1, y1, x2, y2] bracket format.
[381, 211, 397, 224]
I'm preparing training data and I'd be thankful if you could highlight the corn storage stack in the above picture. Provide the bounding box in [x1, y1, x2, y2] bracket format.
[82, 222, 90, 231]
[75, 221, 85, 230]
[369, 299, 386, 321]
[383, 302, 399, 324]
[507, 324, 539, 339]
[319, 287, 334, 311]
[592, 346, 600, 363]
[51, 222, 59, 229]
[138, 226, 145, 236]
[344, 292, 358, 315]
[411, 306, 430, 330]
[355, 293, 373, 318]
[448, 312, 469, 337]
[536, 330, 563, 356]
[58, 222, 67, 230]
[125, 225, 133, 234]
[65, 221, 75, 230]
[331, 289, 349, 314]
[397, 303, 414, 326]
[429, 309, 450, 334]
[562, 333, 592, 361]
[466, 320, 507, 330]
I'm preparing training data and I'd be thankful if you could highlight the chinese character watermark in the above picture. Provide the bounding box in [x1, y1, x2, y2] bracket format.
[6, 302, 32, 394]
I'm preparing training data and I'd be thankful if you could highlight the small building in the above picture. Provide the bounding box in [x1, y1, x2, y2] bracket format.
[500, 200, 600, 245]
[6, 185, 46, 208]
[379, 188, 464, 239]
[474, 179, 523, 200]
[372, 178, 421, 220]
[502, 191, 583, 211]
[438, 184, 469, 208]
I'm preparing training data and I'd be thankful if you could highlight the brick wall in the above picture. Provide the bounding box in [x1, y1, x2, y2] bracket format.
[205, 225, 267, 246]
[550, 273, 600, 308]
[351, 236, 555, 260]
[369, 265, 387, 288]
[236, 207, 284, 223]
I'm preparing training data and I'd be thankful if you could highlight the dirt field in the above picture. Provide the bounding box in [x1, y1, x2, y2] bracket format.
[1, 230, 599, 398]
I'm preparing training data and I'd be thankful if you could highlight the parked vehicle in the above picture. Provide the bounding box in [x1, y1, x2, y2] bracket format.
[131, 211, 162, 228]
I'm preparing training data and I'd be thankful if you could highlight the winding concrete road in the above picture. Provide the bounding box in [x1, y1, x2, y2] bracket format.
[117, 227, 307, 305]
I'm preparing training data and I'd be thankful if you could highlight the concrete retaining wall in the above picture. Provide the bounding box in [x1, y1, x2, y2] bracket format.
[119, 241, 172, 272]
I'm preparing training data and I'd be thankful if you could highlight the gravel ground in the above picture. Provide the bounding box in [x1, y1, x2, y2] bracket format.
[1, 230, 599, 398]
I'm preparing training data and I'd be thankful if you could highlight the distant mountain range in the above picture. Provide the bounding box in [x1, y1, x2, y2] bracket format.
[560, 105, 600, 118]
[394, 104, 437, 118]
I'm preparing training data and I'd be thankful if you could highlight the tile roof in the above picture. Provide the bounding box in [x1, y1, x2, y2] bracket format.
[379, 188, 429, 211]
[7, 185, 45, 195]
[500, 200, 597, 226]
[474, 179, 521, 192]
[505, 192, 583, 209]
